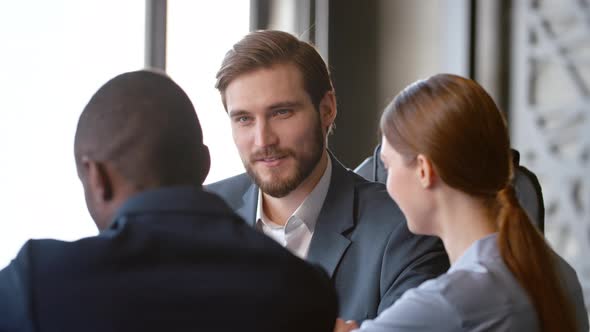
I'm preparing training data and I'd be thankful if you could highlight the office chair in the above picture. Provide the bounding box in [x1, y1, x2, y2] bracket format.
[355, 145, 545, 233]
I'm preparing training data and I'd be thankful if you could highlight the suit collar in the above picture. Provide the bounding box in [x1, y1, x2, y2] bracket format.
[109, 186, 232, 229]
[237, 183, 258, 227]
[306, 152, 355, 277]
[236, 151, 356, 277]
[254, 157, 333, 233]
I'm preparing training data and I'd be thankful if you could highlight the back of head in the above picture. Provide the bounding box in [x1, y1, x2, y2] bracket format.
[381, 74, 511, 198]
[381, 74, 577, 331]
[215, 30, 333, 111]
[74, 70, 209, 189]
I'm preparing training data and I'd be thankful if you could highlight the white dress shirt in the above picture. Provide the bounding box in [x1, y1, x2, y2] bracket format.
[256, 157, 332, 259]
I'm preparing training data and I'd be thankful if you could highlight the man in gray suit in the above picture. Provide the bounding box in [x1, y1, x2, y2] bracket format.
[207, 30, 449, 322]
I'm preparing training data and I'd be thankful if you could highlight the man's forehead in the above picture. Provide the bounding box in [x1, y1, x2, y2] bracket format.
[225, 64, 310, 113]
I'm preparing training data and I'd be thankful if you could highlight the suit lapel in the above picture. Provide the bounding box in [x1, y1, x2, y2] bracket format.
[234, 153, 356, 278]
[236, 182, 258, 227]
[306, 154, 355, 278]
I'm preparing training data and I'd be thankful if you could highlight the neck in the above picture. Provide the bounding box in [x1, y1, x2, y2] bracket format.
[435, 189, 498, 265]
[262, 151, 329, 226]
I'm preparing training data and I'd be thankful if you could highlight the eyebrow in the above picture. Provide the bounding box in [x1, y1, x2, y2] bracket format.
[228, 110, 250, 118]
[228, 101, 304, 117]
[267, 101, 303, 110]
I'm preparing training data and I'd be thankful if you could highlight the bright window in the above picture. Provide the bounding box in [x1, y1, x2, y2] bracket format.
[166, 1, 249, 184]
[0, 1, 249, 268]
[0, 1, 145, 267]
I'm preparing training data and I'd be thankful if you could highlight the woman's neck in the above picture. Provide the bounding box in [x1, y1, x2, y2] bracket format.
[435, 190, 498, 265]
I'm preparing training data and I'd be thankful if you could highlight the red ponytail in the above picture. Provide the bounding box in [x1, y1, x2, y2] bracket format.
[497, 185, 577, 332]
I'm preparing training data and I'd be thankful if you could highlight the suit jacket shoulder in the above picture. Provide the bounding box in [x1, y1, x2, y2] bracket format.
[0, 188, 338, 332]
[0, 240, 36, 332]
[311, 158, 449, 321]
[207, 173, 252, 196]
[206, 173, 252, 208]
[206, 173, 257, 224]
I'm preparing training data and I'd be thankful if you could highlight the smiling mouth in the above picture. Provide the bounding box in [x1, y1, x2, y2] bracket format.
[260, 156, 283, 161]
[255, 155, 287, 166]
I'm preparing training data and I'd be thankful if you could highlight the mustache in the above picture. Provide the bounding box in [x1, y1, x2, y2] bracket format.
[249, 147, 293, 162]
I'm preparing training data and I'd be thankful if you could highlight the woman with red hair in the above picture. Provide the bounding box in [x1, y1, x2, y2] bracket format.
[337, 74, 587, 332]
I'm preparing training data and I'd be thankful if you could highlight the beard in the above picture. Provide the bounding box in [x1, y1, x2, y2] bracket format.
[244, 117, 325, 198]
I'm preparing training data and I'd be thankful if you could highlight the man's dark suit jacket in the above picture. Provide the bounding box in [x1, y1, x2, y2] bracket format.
[0, 187, 338, 332]
[207, 155, 450, 322]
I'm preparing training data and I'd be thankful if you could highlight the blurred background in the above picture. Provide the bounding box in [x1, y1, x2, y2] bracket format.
[0, 0, 588, 318]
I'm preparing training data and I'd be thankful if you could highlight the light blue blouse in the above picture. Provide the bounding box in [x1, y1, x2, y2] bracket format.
[354, 233, 588, 332]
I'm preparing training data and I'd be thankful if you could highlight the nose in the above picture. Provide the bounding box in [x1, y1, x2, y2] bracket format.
[254, 120, 278, 148]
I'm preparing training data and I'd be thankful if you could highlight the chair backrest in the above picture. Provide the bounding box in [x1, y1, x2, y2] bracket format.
[354, 144, 545, 232]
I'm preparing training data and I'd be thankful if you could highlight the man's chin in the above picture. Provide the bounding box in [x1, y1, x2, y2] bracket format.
[260, 184, 296, 198]
[245, 161, 306, 197]
[255, 174, 300, 198]
[249, 162, 290, 180]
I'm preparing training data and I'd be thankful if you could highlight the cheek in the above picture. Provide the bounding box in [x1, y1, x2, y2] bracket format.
[232, 128, 250, 154]
[296, 118, 324, 150]
[385, 167, 418, 216]
[385, 169, 403, 202]
[295, 129, 315, 151]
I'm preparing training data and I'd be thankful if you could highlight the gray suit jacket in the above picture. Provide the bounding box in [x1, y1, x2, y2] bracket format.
[207, 154, 449, 321]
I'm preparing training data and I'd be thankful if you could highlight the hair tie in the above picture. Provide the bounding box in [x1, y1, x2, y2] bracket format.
[497, 184, 518, 208]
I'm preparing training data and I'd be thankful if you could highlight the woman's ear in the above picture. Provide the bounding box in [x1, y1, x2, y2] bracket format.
[415, 154, 437, 189]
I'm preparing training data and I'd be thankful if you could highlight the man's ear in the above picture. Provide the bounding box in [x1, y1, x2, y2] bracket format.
[319, 91, 337, 132]
[416, 154, 437, 189]
[81, 156, 114, 202]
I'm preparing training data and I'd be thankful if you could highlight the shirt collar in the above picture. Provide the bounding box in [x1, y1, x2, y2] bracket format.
[105, 185, 229, 233]
[256, 156, 332, 232]
[449, 232, 500, 273]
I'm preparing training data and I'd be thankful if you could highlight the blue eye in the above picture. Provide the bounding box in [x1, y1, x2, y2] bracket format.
[273, 109, 291, 117]
[233, 115, 252, 125]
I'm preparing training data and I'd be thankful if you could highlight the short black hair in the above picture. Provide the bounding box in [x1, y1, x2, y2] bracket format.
[74, 70, 209, 188]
